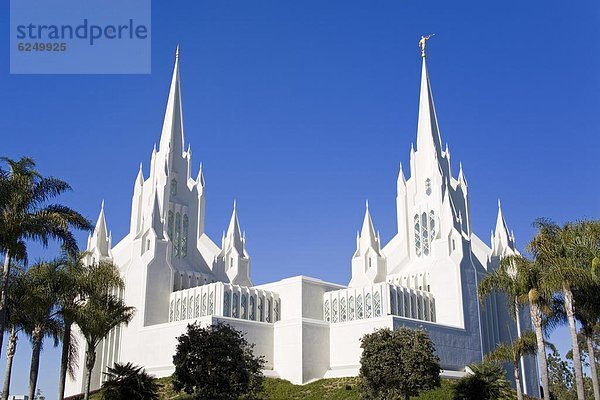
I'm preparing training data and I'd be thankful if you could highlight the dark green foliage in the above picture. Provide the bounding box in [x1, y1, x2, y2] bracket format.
[100, 362, 161, 400]
[452, 362, 513, 400]
[172, 323, 265, 400]
[358, 327, 441, 400]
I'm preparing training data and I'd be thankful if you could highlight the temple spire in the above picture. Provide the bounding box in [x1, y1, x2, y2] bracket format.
[89, 200, 110, 257]
[225, 201, 244, 254]
[359, 201, 379, 253]
[492, 199, 516, 257]
[158, 46, 185, 167]
[416, 56, 443, 160]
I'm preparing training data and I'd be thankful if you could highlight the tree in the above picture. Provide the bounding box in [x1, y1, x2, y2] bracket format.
[172, 323, 265, 400]
[547, 346, 576, 400]
[0, 156, 92, 357]
[484, 332, 538, 400]
[74, 262, 135, 400]
[100, 362, 161, 400]
[478, 254, 552, 398]
[530, 219, 595, 400]
[56, 254, 125, 400]
[358, 327, 440, 400]
[452, 362, 513, 400]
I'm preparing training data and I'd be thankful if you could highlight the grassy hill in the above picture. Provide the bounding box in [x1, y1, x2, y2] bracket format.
[86, 375, 454, 400]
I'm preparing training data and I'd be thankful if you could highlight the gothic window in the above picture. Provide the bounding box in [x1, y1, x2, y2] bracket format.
[208, 292, 214, 315]
[195, 294, 200, 317]
[357, 295, 364, 319]
[332, 299, 338, 323]
[169, 300, 174, 322]
[188, 297, 194, 319]
[266, 298, 272, 322]
[374, 291, 381, 317]
[223, 292, 231, 317]
[348, 296, 355, 321]
[168, 211, 174, 239]
[422, 212, 429, 256]
[429, 211, 436, 239]
[182, 215, 188, 258]
[275, 299, 280, 321]
[249, 296, 256, 320]
[324, 300, 330, 322]
[365, 293, 372, 318]
[340, 297, 347, 322]
[414, 214, 421, 256]
[181, 298, 186, 320]
[258, 297, 264, 322]
[241, 294, 248, 319]
[202, 293, 207, 316]
[170, 179, 177, 196]
[425, 178, 432, 195]
[175, 213, 181, 257]
[175, 299, 180, 321]
[232, 293, 239, 318]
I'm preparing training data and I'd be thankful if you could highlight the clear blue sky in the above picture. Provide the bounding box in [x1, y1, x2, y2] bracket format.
[1, 0, 599, 397]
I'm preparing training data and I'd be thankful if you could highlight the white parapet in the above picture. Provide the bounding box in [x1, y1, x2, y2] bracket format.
[323, 282, 435, 324]
[169, 282, 281, 323]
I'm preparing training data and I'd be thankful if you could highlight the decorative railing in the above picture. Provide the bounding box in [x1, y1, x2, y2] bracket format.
[169, 282, 280, 323]
[323, 282, 435, 324]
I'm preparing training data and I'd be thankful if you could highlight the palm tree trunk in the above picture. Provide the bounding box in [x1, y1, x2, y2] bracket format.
[586, 331, 600, 400]
[0, 252, 11, 358]
[2, 327, 17, 400]
[57, 321, 72, 400]
[28, 327, 43, 400]
[530, 300, 550, 398]
[514, 363, 523, 400]
[84, 348, 96, 400]
[564, 288, 585, 400]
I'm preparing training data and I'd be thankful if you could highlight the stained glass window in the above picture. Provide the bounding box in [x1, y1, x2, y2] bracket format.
[374, 291, 381, 317]
[340, 297, 347, 322]
[348, 296, 355, 321]
[422, 212, 429, 256]
[332, 299, 338, 323]
[365, 293, 372, 318]
[357, 295, 363, 319]
[414, 214, 421, 256]
[429, 210, 436, 239]
[324, 300, 330, 322]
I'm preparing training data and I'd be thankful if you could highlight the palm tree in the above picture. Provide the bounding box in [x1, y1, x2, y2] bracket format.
[478, 254, 552, 398]
[484, 332, 538, 400]
[0, 156, 92, 356]
[74, 262, 135, 400]
[453, 361, 513, 400]
[530, 219, 594, 400]
[56, 256, 125, 400]
[101, 362, 161, 400]
[21, 261, 63, 400]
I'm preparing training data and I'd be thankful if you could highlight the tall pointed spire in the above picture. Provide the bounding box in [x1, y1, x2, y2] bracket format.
[89, 200, 110, 257]
[359, 200, 380, 253]
[492, 199, 516, 257]
[158, 46, 185, 165]
[225, 200, 244, 254]
[416, 57, 443, 159]
[151, 190, 164, 239]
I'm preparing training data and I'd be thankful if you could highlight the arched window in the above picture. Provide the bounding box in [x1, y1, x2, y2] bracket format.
[348, 296, 355, 321]
[168, 211, 174, 239]
[169, 300, 174, 322]
[182, 215, 188, 258]
[232, 293, 239, 318]
[175, 299, 181, 321]
[429, 210, 436, 239]
[356, 295, 364, 319]
[340, 297, 347, 322]
[249, 296, 256, 320]
[275, 299, 280, 321]
[332, 299, 338, 323]
[223, 292, 231, 317]
[258, 297, 264, 322]
[208, 292, 214, 315]
[241, 294, 248, 319]
[422, 212, 429, 256]
[195, 294, 200, 317]
[414, 214, 421, 256]
[175, 212, 181, 257]
[181, 298, 187, 320]
[365, 293, 372, 318]
[374, 291, 381, 317]
[170, 179, 177, 196]
[188, 297, 194, 319]
[324, 300, 330, 322]
[202, 293, 207, 316]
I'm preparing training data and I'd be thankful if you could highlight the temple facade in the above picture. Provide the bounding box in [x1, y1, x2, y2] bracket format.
[66, 46, 539, 397]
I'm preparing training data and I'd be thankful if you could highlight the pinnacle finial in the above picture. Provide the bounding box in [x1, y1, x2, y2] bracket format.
[175, 44, 180, 60]
[233, 199, 237, 211]
[101, 199, 105, 210]
[418, 34, 435, 58]
[498, 198, 502, 209]
[365, 199, 369, 210]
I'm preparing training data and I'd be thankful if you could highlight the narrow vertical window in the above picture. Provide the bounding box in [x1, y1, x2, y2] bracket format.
[223, 292, 231, 317]
[169, 300, 174, 322]
[241, 295, 248, 319]
[202, 293, 207, 316]
[188, 297, 194, 319]
[175, 299, 181, 321]
[332, 299, 338, 323]
[365, 293, 372, 318]
[357, 295, 364, 319]
[168, 211, 174, 239]
[324, 300, 330, 322]
[266, 298, 272, 322]
[258, 298, 264, 321]
[429, 210, 436, 239]
[340, 297, 347, 322]
[181, 297, 186, 320]
[414, 214, 421, 256]
[422, 212, 429, 256]
[348, 296, 355, 321]
[175, 212, 181, 257]
[182, 215, 188, 258]
[425, 178, 432, 196]
[232, 293, 239, 318]
[195, 294, 200, 317]
[208, 292, 214, 315]
[275, 299, 280, 321]
[170, 179, 177, 196]
[374, 291, 381, 317]
[249, 296, 256, 320]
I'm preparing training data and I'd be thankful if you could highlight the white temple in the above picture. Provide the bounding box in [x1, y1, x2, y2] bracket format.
[66, 45, 539, 397]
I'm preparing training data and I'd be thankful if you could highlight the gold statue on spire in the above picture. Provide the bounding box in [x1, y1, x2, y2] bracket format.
[418, 34, 435, 58]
